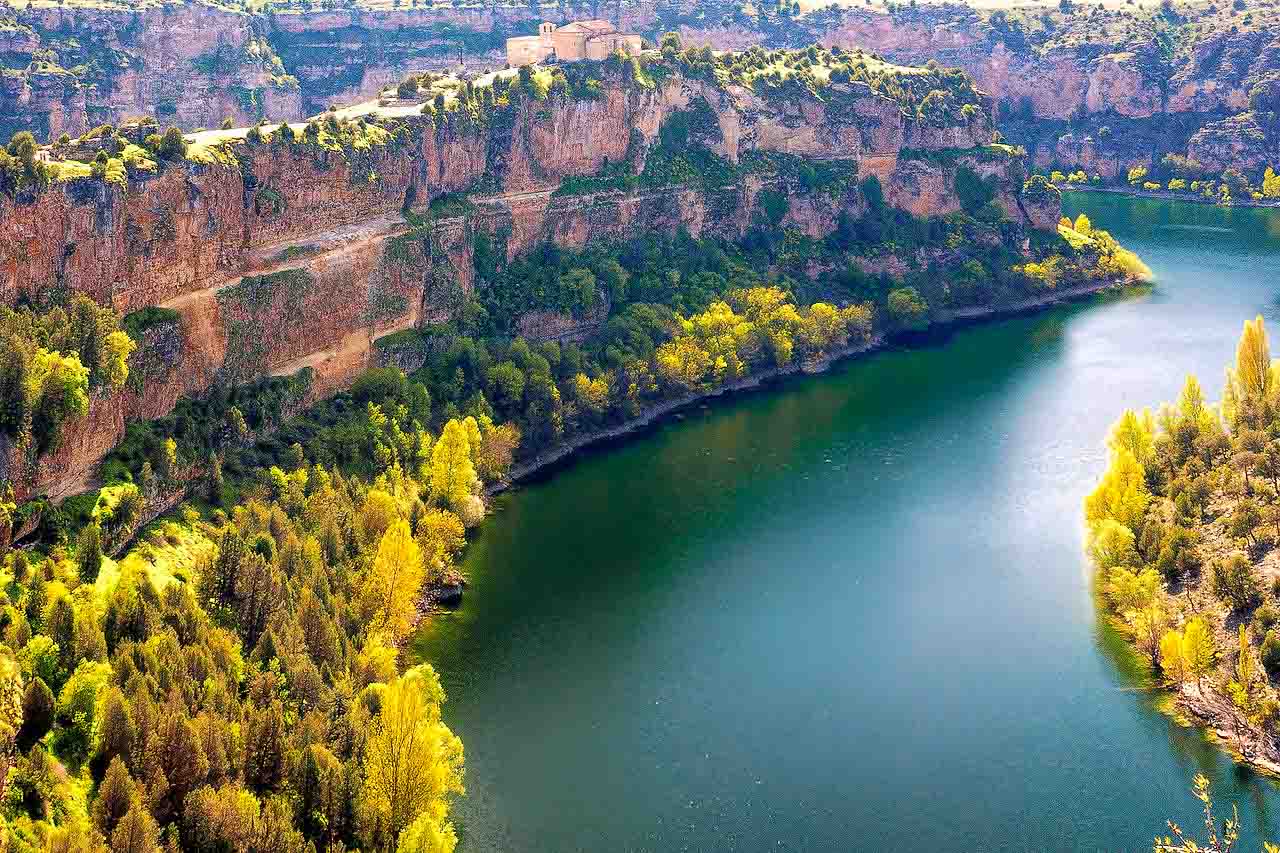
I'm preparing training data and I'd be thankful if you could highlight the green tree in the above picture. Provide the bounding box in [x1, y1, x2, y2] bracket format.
[1228, 499, 1262, 548]
[76, 522, 104, 586]
[886, 287, 929, 332]
[16, 676, 52, 751]
[93, 756, 135, 837]
[1212, 554, 1261, 611]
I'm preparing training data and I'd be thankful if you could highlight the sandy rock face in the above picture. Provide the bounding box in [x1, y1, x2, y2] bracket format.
[0, 66, 1037, 499]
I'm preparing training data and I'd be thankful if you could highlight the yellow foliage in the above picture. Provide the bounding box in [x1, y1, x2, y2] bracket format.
[1159, 629, 1189, 684]
[362, 520, 424, 642]
[1224, 315, 1276, 425]
[1264, 166, 1280, 199]
[429, 420, 477, 510]
[1019, 256, 1065, 289]
[1084, 448, 1151, 534]
[571, 372, 610, 415]
[415, 509, 466, 582]
[1089, 519, 1138, 571]
[362, 665, 464, 844]
[359, 489, 401, 548]
[1107, 408, 1156, 467]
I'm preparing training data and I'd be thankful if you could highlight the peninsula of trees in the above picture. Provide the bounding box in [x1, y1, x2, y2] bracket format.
[1090, 317, 1280, 774]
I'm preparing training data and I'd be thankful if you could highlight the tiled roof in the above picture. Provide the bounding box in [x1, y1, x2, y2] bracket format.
[559, 19, 616, 33]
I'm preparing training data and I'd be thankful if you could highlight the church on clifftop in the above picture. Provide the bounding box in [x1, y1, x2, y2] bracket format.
[506, 20, 644, 67]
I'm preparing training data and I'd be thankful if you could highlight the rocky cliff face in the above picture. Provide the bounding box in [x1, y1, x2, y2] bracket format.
[0, 4, 307, 140]
[0, 59, 1046, 500]
[658, 0, 1279, 179]
[4, 0, 1278, 180]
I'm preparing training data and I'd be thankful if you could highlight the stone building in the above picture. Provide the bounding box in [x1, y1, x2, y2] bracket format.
[506, 20, 644, 67]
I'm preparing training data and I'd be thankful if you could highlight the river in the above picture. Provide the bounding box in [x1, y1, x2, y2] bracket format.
[411, 194, 1280, 851]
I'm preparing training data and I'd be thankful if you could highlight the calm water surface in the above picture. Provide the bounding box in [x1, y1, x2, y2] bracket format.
[412, 195, 1280, 851]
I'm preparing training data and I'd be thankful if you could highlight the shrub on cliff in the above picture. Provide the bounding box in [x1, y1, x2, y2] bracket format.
[0, 296, 136, 455]
[1021, 174, 1062, 204]
[0, 131, 49, 196]
[886, 287, 930, 332]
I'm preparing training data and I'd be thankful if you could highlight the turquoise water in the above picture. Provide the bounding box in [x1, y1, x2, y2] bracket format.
[413, 195, 1280, 851]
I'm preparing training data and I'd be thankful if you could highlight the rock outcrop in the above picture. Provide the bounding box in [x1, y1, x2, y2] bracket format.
[0, 58, 1046, 500]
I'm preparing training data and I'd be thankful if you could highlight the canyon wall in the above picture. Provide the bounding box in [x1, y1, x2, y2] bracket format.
[0, 62, 1046, 501]
[5, 0, 1276, 180]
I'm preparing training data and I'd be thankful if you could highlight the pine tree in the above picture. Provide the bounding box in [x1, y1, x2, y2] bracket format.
[244, 702, 287, 794]
[76, 522, 104, 585]
[95, 687, 136, 773]
[93, 756, 136, 837]
[16, 677, 53, 751]
[111, 802, 160, 853]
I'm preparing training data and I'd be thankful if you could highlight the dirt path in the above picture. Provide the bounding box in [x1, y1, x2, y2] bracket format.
[160, 212, 411, 312]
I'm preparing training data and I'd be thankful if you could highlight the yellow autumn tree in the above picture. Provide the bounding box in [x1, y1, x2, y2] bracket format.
[1224, 316, 1277, 426]
[1158, 619, 1218, 689]
[415, 509, 467, 583]
[1107, 408, 1156, 468]
[1183, 616, 1217, 687]
[1088, 519, 1139, 571]
[1084, 448, 1151, 533]
[1263, 166, 1280, 198]
[1160, 628, 1190, 684]
[399, 810, 458, 853]
[429, 420, 477, 511]
[362, 520, 424, 642]
[362, 665, 464, 849]
[1229, 624, 1266, 732]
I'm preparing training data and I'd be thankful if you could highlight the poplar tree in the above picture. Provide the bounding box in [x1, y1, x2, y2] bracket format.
[1183, 617, 1217, 688]
[1224, 316, 1278, 427]
[430, 420, 477, 510]
[363, 521, 425, 642]
[361, 665, 464, 848]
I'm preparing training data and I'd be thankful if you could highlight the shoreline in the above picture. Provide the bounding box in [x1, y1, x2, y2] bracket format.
[490, 276, 1137, 495]
[1061, 184, 1280, 210]
[1171, 683, 1280, 778]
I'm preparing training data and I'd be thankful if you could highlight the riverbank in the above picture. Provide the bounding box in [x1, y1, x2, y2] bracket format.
[1062, 184, 1280, 210]
[490, 275, 1140, 497]
[1173, 682, 1280, 777]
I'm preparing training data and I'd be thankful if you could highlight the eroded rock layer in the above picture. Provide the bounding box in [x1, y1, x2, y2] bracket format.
[0, 63, 1047, 500]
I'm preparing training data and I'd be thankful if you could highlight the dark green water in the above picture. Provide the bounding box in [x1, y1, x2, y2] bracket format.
[412, 195, 1280, 851]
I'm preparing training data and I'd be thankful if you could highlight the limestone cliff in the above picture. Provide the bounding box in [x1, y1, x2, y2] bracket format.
[0, 54, 1047, 501]
[4, 0, 1278, 182]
